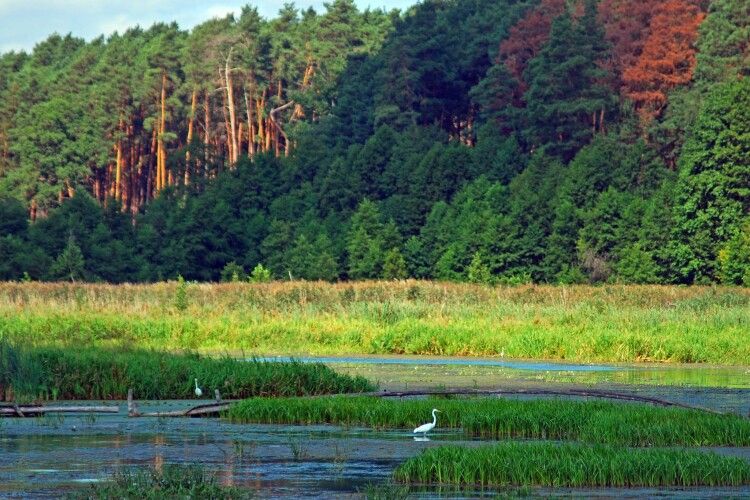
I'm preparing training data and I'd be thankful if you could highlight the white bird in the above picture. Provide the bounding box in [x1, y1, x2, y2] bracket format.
[194, 378, 203, 398]
[413, 409, 440, 436]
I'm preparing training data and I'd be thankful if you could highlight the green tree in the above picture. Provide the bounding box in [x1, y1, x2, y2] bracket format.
[717, 224, 750, 286]
[347, 200, 388, 279]
[671, 79, 750, 283]
[523, 4, 614, 160]
[382, 247, 407, 280]
[614, 243, 660, 284]
[51, 234, 85, 282]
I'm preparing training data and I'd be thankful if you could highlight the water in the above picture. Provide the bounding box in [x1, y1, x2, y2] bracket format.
[2, 404, 749, 499]
[255, 355, 625, 372]
[2, 356, 750, 498]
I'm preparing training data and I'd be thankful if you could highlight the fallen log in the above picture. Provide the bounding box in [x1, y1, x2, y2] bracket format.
[129, 401, 234, 418]
[0, 404, 119, 418]
[127, 388, 234, 418]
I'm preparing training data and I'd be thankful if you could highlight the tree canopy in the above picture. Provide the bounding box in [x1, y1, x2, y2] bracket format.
[2, 0, 748, 286]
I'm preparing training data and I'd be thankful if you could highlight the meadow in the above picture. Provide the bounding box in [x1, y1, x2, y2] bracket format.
[226, 396, 750, 447]
[394, 443, 750, 487]
[1, 281, 749, 364]
[0, 341, 373, 401]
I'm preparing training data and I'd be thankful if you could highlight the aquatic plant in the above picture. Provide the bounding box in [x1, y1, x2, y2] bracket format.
[0, 341, 373, 401]
[394, 443, 750, 487]
[67, 464, 251, 499]
[1, 281, 748, 364]
[227, 396, 750, 447]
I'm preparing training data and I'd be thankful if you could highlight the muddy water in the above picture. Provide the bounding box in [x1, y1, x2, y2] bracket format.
[2, 357, 750, 498]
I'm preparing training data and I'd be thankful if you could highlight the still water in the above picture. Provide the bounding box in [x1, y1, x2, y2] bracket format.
[2, 356, 749, 498]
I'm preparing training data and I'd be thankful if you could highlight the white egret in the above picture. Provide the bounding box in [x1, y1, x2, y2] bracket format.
[194, 378, 203, 397]
[413, 409, 440, 436]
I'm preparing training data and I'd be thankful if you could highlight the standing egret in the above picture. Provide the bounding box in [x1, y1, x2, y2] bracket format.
[194, 378, 203, 398]
[413, 409, 440, 436]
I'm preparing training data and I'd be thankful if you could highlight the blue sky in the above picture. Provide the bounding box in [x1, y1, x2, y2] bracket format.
[0, 0, 415, 53]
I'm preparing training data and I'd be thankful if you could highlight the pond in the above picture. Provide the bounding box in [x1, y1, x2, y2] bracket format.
[2, 356, 749, 498]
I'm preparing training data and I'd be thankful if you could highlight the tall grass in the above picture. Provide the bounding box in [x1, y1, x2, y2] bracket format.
[1, 281, 749, 364]
[226, 396, 750, 447]
[394, 443, 750, 487]
[0, 341, 373, 401]
[66, 465, 251, 499]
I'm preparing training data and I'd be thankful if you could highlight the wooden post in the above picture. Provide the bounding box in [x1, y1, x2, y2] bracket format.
[215, 389, 221, 403]
[127, 388, 139, 417]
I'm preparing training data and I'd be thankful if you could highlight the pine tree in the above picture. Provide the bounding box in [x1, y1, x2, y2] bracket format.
[523, 4, 614, 160]
[52, 233, 85, 282]
[382, 247, 407, 280]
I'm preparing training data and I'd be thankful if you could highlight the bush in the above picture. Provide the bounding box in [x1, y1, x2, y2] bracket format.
[249, 264, 272, 283]
[467, 252, 492, 284]
[220, 262, 246, 283]
[174, 275, 189, 311]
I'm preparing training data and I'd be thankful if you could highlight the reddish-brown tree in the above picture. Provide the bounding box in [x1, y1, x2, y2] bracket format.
[598, 0, 660, 80]
[499, 0, 567, 89]
[622, 0, 705, 125]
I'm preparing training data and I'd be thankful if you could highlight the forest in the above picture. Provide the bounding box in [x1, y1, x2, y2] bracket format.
[0, 0, 749, 285]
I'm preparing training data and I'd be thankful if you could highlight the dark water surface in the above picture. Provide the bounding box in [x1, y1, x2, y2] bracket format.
[2, 356, 750, 498]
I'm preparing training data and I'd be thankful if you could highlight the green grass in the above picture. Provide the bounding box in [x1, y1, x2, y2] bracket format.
[0, 341, 373, 401]
[226, 396, 750, 447]
[394, 443, 750, 487]
[1, 281, 749, 364]
[66, 465, 251, 499]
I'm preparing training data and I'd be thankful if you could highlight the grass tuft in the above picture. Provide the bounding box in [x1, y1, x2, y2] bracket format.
[226, 396, 750, 447]
[394, 443, 750, 487]
[0, 341, 373, 401]
[66, 464, 251, 499]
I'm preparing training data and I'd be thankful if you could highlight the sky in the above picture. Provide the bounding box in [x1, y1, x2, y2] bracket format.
[0, 0, 414, 53]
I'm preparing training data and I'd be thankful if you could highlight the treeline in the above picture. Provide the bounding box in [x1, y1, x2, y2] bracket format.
[1, 0, 749, 285]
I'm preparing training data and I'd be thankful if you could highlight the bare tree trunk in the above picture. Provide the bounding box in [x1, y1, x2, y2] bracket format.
[185, 89, 197, 186]
[204, 92, 211, 167]
[270, 101, 295, 159]
[157, 71, 167, 192]
[115, 135, 122, 202]
[244, 87, 255, 157]
[225, 48, 238, 164]
[257, 90, 266, 153]
[149, 127, 158, 201]
[220, 80, 232, 166]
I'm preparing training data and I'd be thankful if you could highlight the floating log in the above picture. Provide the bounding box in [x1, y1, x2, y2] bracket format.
[0, 404, 119, 418]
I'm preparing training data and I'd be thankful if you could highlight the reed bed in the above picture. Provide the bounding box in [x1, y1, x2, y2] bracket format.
[1, 281, 749, 364]
[0, 342, 373, 401]
[393, 443, 750, 487]
[66, 464, 251, 499]
[226, 396, 750, 447]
